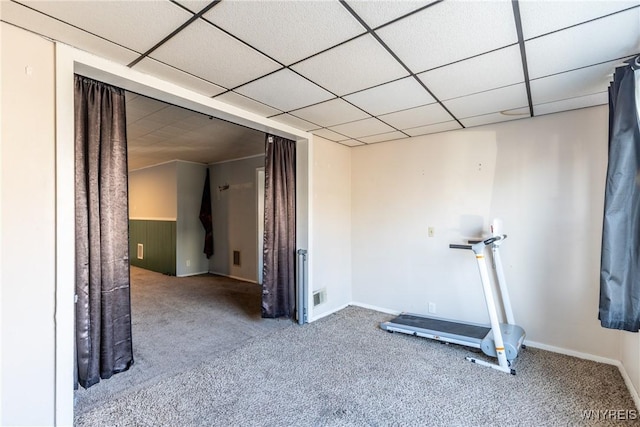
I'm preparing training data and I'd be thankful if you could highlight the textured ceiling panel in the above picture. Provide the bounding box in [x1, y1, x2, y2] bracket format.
[213, 92, 282, 118]
[530, 59, 623, 105]
[328, 117, 396, 139]
[519, 1, 639, 39]
[443, 83, 528, 119]
[418, 45, 524, 101]
[339, 140, 366, 147]
[344, 77, 435, 116]
[150, 19, 281, 89]
[269, 114, 321, 132]
[311, 128, 351, 143]
[377, 0, 518, 73]
[203, 0, 365, 65]
[235, 69, 334, 112]
[134, 58, 226, 97]
[290, 99, 370, 128]
[1, 0, 140, 65]
[534, 92, 608, 116]
[358, 131, 408, 144]
[403, 120, 462, 137]
[345, 0, 437, 29]
[291, 34, 408, 96]
[378, 103, 452, 130]
[22, 0, 192, 53]
[175, 0, 215, 14]
[526, 8, 640, 79]
[460, 109, 530, 128]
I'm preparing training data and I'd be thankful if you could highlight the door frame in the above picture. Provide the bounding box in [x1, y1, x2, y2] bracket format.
[55, 43, 312, 425]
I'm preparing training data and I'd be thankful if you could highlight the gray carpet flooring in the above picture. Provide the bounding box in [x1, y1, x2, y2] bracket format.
[75, 274, 636, 426]
[74, 266, 293, 415]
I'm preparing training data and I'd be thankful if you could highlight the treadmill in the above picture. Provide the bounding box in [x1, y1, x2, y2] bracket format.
[380, 234, 526, 374]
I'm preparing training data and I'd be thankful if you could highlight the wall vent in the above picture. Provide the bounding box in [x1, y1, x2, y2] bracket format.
[233, 250, 241, 266]
[313, 289, 327, 307]
[137, 243, 144, 260]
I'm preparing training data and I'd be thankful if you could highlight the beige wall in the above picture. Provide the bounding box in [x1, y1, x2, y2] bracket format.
[1, 23, 56, 426]
[351, 106, 621, 361]
[209, 155, 264, 282]
[176, 161, 209, 276]
[128, 161, 178, 220]
[310, 136, 352, 319]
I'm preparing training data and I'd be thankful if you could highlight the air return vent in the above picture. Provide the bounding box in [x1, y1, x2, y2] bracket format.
[137, 243, 144, 260]
[313, 289, 327, 307]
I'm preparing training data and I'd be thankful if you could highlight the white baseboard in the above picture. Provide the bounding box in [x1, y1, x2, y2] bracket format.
[208, 271, 257, 284]
[309, 303, 350, 323]
[176, 271, 209, 278]
[350, 301, 400, 316]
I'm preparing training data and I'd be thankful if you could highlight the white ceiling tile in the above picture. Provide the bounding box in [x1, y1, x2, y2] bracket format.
[358, 131, 409, 144]
[329, 118, 396, 139]
[1, 1, 140, 65]
[377, 0, 518, 73]
[343, 77, 434, 116]
[291, 99, 370, 127]
[150, 19, 281, 89]
[214, 92, 282, 117]
[530, 59, 623, 105]
[443, 84, 528, 119]
[404, 121, 463, 137]
[378, 103, 452, 130]
[346, 0, 437, 29]
[269, 114, 321, 132]
[134, 58, 226, 97]
[203, 0, 365, 65]
[22, 0, 192, 53]
[460, 109, 530, 128]
[519, 1, 639, 39]
[534, 92, 608, 116]
[312, 128, 351, 142]
[291, 34, 409, 96]
[339, 140, 366, 147]
[418, 45, 524, 101]
[235, 69, 334, 112]
[526, 8, 640, 79]
[175, 0, 215, 14]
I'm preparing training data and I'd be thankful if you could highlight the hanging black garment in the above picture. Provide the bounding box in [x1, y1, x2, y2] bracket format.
[200, 168, 214, 258]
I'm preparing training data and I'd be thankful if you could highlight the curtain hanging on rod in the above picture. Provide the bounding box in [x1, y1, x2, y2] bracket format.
[75, 75, 134, 388]
[599, 55, 640, 332]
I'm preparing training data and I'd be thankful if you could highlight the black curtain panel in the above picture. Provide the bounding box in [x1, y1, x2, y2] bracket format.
[599, 56, 640, 332]
[262, 134, 296, 318]
[75, 75, 134, 389]
[200, 167, 214, 258]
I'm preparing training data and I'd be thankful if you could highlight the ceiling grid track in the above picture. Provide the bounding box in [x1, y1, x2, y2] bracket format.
[510, 0, 534, 117]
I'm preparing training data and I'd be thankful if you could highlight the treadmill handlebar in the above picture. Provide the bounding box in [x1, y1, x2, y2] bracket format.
[449, 234, 507, 251]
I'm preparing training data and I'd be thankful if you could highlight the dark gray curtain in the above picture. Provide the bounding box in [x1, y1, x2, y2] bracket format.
[599, 56, 640, 332]
[262, 134, 296, 318]
[75, 75, 134, 388]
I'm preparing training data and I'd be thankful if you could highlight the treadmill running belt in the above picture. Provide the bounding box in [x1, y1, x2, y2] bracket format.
[389, 314, 490, 340]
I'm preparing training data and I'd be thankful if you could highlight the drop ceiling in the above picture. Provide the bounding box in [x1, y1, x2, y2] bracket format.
[3, 0, 639, 157]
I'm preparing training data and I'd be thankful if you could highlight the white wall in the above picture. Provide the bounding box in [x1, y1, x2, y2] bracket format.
[128, 161, 177, 220]
[0, 23, 56, 426]
[310, 136, 352, 319]
[209, 155, 265, 282]
[351, 106, 621, 361]
[176, 161, 209, 276]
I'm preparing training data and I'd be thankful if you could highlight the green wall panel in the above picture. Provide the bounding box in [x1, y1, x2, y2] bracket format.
[129, 220, 176, 275]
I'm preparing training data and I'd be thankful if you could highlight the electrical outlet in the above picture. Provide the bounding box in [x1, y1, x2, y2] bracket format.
[428, 302, 436, 314]
[428, 227, 435, 237]
[186, 259, 191, 267]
